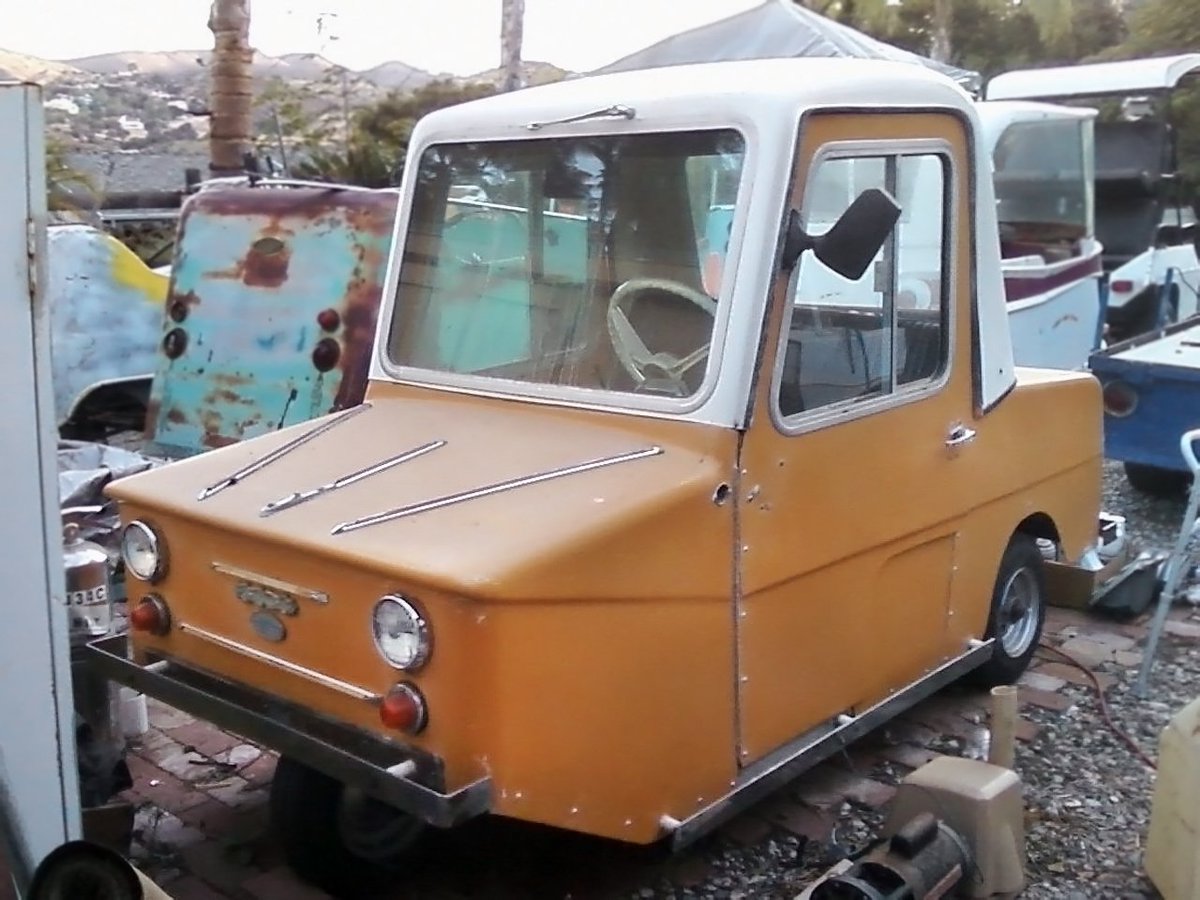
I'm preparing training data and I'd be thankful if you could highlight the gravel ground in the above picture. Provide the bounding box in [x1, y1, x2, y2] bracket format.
[1016, 460, 1196, 899]
[618, 460, 1200, 900]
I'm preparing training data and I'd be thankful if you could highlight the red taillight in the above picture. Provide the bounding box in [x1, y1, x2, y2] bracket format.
[1111, 279, 1135, 294]
[379, 684, 427, 733]
[1102, 380, 1138, 417]
[130, 595, 170, 635]
[312, 337, 341, 372]
[316, 308, 341, 332]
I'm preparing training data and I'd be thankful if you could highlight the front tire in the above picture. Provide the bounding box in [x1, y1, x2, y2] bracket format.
[973, 534, 1047, 687]
[270, 756, 425, 898]
[1124, 462, 1190, 498]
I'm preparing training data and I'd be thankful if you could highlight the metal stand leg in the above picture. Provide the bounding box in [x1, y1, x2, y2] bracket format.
[1135, 428, 1200, 698]
[1155, 267, 1177, 334]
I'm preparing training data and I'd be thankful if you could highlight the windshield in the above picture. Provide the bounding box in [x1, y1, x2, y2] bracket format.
[387, 130, 746, 401]
[993, 118, 1092, 242]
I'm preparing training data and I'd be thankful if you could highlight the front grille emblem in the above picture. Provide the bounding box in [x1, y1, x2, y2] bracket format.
[249, 610, 287, 643]
[235, 581, 299, 617]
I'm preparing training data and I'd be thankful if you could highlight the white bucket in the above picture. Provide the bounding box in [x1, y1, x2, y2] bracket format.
[118, 688, 149, 738]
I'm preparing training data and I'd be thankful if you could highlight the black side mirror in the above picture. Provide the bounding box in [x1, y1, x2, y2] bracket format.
[782, 188, 903, 280]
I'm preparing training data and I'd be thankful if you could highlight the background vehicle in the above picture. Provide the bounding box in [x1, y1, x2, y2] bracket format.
[978, 100, 1104, 369]
[987, 54, 1200, 342]
[49, 223, 169, 442]
[1090, 313, 1200, 496]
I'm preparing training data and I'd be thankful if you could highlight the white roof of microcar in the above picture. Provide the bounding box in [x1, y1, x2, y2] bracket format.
[419, 57, 979, 139]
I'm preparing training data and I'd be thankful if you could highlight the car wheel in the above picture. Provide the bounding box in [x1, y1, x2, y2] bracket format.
[270, 755, 425, 898]
[1124, 462, 1190, 498]
[972, 534, 1047, 687]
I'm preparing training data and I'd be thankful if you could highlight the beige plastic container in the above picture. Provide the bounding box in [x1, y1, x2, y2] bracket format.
[1145, 696, 1200, 900]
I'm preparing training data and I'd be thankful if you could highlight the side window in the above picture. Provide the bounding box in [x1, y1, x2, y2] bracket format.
[776, 151, 948, 420]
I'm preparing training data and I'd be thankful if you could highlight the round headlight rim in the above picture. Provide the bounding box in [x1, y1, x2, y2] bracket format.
[371, 595, 432, 672]
[121, 520, 168, 583]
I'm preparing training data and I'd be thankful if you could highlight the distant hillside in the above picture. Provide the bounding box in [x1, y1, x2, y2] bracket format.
[61, 49, 439, 90]
[0, 49, 83, 82]
[3, 46, 573, 158]
[466, 60, 573, 88]
[361, 60, 434, 90]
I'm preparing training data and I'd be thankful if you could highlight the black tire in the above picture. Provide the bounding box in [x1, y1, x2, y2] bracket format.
[270, 755, 425, 898]
[1124, 462, 1191, 498]
[972, 534, 1047, 687]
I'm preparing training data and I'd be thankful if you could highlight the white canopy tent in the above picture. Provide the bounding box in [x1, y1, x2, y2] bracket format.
[594, 0, 980, 93]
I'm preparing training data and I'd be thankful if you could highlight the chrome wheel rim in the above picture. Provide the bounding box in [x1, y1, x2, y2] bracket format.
[998, 566, 1041, 658]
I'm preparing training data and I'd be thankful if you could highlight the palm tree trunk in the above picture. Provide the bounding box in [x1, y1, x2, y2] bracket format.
[500, 0, 525, 93]
[931, 0, 953, 63]
[208, 0, 253, 175]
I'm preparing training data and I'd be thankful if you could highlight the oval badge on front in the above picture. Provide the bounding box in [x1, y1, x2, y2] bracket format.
[249, 610, 287, 643]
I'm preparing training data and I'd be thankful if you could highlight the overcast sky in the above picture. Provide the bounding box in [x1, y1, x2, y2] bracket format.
[7, 0, 764, 74]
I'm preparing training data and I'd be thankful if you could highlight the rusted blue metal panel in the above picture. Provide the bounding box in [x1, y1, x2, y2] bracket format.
[47, 224, 169, 424]
[143, 186, 399, 458]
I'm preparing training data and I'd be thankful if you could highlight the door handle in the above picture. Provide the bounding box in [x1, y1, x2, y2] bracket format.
[945, 424, 977, 450]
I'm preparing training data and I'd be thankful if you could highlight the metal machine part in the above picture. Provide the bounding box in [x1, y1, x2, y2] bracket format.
[62, 507, 113, 643]
[62, 506, 130, 808]
[883, 757, 1025, 898]
[26, 839, 174, 899]
[811, 812, 971, 900]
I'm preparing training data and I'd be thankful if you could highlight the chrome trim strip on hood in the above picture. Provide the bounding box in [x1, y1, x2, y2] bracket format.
[332, 446, 664, 535]
[260, 440, 447, 517]
[197, 403, 371, 502]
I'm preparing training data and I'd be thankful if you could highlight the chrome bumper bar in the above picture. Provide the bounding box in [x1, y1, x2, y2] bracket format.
[86, 634, 491, 829]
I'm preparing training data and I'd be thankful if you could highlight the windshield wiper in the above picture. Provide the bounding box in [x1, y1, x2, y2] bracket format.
[526, 104, 636, 131]
[198, 403, 370, 501]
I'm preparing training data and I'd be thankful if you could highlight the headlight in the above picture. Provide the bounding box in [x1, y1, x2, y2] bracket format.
[372, 596, 431, 670]
[121, 521, 167, 582]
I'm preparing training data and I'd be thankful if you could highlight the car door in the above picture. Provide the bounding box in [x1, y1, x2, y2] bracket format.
[734, 111, 980, 765]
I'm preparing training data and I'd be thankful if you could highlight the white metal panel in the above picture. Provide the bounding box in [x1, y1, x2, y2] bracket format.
[976, 100, 1097, 154]
[986, 54, 1200, 101]
[0, 82, 81, 874]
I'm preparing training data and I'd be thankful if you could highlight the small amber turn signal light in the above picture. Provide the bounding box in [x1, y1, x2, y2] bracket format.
[130, 594, 171, 636]
[379, 683, 427, 734]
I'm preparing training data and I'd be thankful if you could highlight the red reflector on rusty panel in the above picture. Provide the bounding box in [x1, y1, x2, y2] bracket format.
[379, 684, 427, 733]
[312, 338, 341, 372]
[316, 308, 341, 332]
[162, 328, 188, 359]
[1111, 279, 1134, 293]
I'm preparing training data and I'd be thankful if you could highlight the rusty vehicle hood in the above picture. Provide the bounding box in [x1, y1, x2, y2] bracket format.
[110, 385, 736, 601]
[143, 186, 398, 459]
[48, 224, 169, 423]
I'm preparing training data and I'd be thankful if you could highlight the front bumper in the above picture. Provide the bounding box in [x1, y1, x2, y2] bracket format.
[86, 634, 491, 829]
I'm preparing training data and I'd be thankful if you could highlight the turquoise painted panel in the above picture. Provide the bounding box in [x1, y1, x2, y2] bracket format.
[144, 187, 398, 458]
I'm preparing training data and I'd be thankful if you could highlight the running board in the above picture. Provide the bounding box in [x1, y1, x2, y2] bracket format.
[665, 639, 995, 850]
